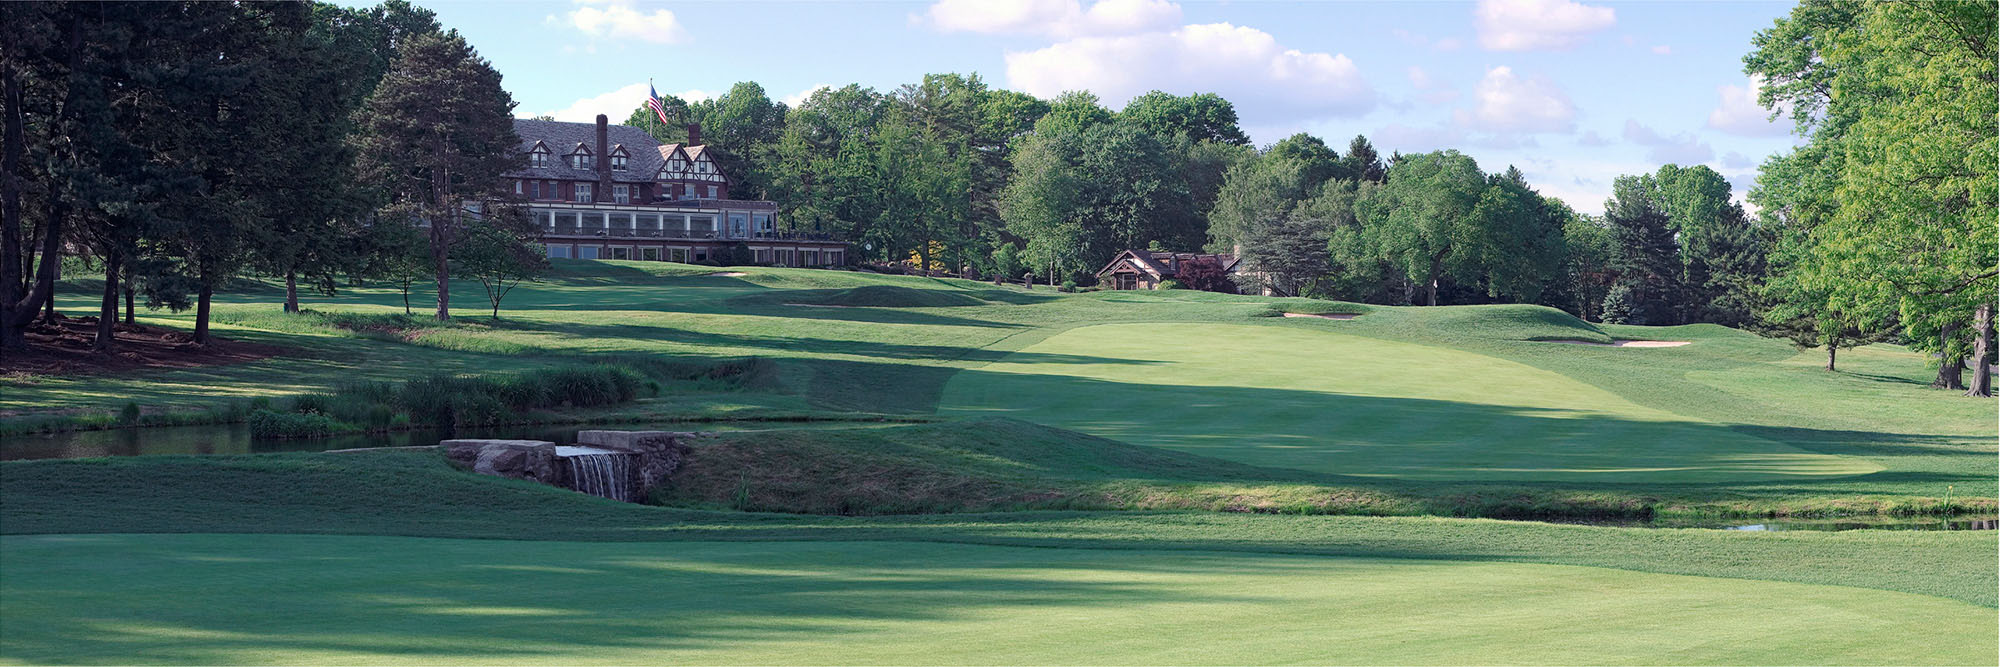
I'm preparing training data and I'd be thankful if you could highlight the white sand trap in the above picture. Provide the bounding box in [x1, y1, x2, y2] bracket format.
[1281, 312, 1358, 320]
[706, 271, 748, 277]
[1543, 339, 1690, 348]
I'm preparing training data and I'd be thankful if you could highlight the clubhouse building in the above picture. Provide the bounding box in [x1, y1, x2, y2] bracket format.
[509, 115, 845, 266]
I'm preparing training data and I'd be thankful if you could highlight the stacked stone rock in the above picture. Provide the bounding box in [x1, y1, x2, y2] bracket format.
[441, 431, 691, 503]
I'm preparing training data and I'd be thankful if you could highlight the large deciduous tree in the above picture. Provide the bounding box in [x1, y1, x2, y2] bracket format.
[355, 31, 520, 322]
[1350, 150, 1487, 306]
[1748, 0, 1997, 394]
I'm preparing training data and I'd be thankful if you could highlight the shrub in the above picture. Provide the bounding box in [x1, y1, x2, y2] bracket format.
[1058, 280, 1077, 293]
[1157, 279, 1184, 290]
[246, 409, 344, 438]
[117, 402, 141, 425]
[290, 393, 333, 416]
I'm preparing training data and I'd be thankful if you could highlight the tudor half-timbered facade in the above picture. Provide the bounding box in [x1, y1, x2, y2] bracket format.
[510, 115, 845, 266]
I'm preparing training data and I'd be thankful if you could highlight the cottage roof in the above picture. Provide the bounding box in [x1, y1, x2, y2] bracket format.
[509, 118, 664, 184]
[1096, 249, 1239, 278]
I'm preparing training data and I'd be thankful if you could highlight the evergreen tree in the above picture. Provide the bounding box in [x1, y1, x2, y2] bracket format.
[1602, 175, 1683, 325]
[1343, 135, 1387, 183]
[355, 31, 521, 321]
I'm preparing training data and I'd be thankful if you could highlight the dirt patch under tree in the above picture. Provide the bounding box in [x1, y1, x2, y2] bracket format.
[1, 313, 288, 377]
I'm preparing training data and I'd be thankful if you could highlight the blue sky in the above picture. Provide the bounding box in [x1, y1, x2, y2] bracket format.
[413, 0, 1801, 212]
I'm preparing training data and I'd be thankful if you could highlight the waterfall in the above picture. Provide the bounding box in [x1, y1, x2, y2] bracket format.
[561, 453, 632, 501]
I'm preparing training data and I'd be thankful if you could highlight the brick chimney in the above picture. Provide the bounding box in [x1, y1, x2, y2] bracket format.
[685, 122, 702, 146]
[595, 114, 612, 202]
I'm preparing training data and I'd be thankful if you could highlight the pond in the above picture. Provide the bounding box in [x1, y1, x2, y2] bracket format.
[0, 420, 890, 461]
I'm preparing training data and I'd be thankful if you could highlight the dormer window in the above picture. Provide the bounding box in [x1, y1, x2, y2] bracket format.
[529, 145, 549, 168]
[610, 155, 627, 171]
[572, 154, 594, 170]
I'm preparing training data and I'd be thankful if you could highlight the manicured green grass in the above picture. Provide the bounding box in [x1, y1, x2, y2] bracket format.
[7, 260, 1996, 665]
[3, 450, 1994, 607]
[942, 323, 1876, 483]
[4, 533, 1990, 666]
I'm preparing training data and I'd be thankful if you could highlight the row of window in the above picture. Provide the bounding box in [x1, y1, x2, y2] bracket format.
[547, 244, 842, 266]
[530, 208, 772, 238]
[514, 180, 718, 203]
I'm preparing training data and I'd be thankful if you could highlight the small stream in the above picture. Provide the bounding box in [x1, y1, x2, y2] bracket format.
[0, 420, 882, 461]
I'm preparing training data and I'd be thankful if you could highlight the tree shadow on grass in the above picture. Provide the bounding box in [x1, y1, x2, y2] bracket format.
[0, 535, 1307, 665]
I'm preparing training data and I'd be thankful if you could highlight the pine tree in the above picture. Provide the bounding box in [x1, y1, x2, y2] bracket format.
[355, 31, 520, 321]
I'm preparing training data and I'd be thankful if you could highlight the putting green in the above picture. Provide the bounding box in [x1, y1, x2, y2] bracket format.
[1, 534, 1987, 666]
[941, 323, 1878, 482]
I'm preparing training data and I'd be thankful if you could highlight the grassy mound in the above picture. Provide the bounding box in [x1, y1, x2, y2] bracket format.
[656, 418, 1326, 514]
[758, 285, 991, 308]
[1410, 303, 1614, 343]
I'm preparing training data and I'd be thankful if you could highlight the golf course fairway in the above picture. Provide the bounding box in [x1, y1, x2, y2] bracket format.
[2, 534, 1989, 666]
[941, 323, 1879, 482]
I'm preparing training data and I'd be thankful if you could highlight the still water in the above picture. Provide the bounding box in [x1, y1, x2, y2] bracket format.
[0, 420, 881, 461]
[1538, 515, 1998, 532]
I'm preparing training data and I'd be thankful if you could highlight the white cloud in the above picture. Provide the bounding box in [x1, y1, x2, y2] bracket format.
[1650, 44, 1672, 55]
[524, 83, 710, 122]
[1622, 119, 1714, 165]
[1452, 66, 1575, 133]
[1707, 75, 1789, 136]
[1475, 0, 1615, 51]
[1721, 151, 1754, 169]
[1576, 129, 1612, 147]
[567, 1, 687, 44]
[1005, 22, 1375, 120]
[924, 0, 1180, 38]
[1407, 66, 1459, 105]
[783, 84, 831, 107]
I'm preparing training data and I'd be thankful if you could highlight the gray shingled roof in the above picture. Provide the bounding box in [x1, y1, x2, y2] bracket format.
[511, 118, 665, 184]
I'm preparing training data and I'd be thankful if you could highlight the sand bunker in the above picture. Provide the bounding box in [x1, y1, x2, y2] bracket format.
[1543, 339, 1690, 348]
[706, 271, 748, 277]
[1281, 312, 1359, 320]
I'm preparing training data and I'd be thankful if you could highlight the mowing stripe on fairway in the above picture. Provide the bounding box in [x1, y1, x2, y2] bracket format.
[1, 534, 1988, 666]
[940, 323, 1878, 482]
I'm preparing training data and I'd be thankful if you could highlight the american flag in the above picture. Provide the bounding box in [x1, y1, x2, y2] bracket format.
[646, 83, 672, 126]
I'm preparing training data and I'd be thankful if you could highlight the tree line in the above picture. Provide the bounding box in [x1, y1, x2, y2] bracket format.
[1, 1, 539, 357]
[628, 77, 1763, 326]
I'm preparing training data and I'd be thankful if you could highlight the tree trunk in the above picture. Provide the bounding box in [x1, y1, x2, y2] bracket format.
[93, 253, 119, 352]
[433, 244, 450, 321]
[0, 56, 23, 353]
[38, 262, 55, 322]
[283, 271, 299, 313]
[401, 279, 411, 315]
[1825, 344, 1837, 372]
[430, 216, 451, 321]
[1932, 322, 1965, 389]
[123, 282, 135, 325]
[1966, 304, 1993, 398]
[193, 282, 213, 346]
